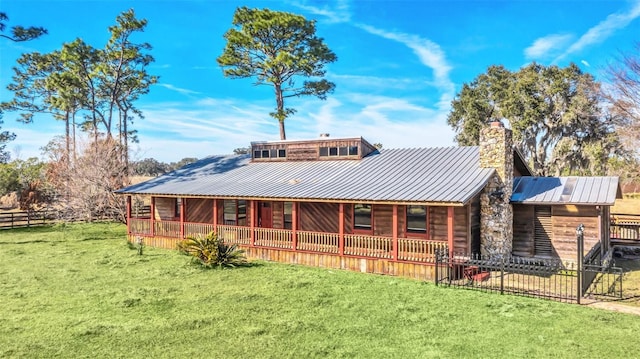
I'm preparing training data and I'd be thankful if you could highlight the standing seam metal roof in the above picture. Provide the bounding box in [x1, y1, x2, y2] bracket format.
[117, 146, 495, 204]
[511, 176, 621, 205]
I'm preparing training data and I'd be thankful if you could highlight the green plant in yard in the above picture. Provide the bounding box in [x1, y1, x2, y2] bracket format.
[177, 231, 247, 268]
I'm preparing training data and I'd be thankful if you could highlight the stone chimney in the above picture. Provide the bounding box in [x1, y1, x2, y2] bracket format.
[320, 133, 330, 138]
[479, 120, 513, 259]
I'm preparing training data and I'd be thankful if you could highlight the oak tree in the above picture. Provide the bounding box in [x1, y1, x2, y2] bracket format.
[217, 7, 337, 140]
[447, 63, 624, 176]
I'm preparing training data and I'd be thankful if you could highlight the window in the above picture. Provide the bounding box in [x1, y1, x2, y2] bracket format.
[349, 146, 358, 156]
[270, 149, 278, 158]
[338, 146, 348, 156]
[534, 206, 552, 256]
[329, 147, 338, 156]
[354, 204, 372, 230]
[261, 150, 270, 158]
[406, 205, 427, 233]
[319, 147, 329, 157]
[284, 202, 293, 229]
[223, 199, 247, 226]
[278, 149, 286, 158]
[254, 150, 262, 159]
[175, 198, 181, 218]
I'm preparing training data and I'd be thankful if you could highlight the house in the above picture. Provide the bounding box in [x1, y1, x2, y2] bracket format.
[117, 122, 622, 280]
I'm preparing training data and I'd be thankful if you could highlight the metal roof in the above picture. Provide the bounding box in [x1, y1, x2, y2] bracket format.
[117, 146, 495, 205]
[511, 176, 622, 205]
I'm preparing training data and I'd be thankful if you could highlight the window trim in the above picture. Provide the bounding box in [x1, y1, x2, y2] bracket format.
[353, 203, 373, 234]
[405, 205, 428, 238]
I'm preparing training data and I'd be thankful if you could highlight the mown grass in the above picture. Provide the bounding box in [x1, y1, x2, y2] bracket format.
[1, 223, 640, 358]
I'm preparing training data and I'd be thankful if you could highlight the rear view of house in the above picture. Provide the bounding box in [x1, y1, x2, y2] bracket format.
[117, 123, 621, 280]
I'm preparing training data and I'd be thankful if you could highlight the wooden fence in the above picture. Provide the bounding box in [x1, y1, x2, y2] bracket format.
[0, 210, 57, 229]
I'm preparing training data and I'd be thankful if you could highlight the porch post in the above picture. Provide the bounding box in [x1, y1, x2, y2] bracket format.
[447, 206, 454, 258]
[213, 199, 218, 228]
[339, 203, 345, 256]
[126, 195, 132, 234]
[179, 198, 185, 238]
[426, 206, 431, 240]
[250, 201, 256, 246]
[392, 204, 398, 260]
[292, 202, 298, 250]
[150, 197, 155, 236]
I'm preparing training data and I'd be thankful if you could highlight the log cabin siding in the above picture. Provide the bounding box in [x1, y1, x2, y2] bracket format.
[512, 205, 534, 257]
[272, 201, 284, 229]
[551, 205, 598, 259]
[300, 202, 339, 233]
[373, 204, 393, 236]
[428, 206, 469, 252]
[512, 204, 601, 261]
[185, 198, 213, 223]
[344, 204, 353, 234]
[154, 197, 176, 220]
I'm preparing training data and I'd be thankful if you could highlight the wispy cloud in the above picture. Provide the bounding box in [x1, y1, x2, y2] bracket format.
[554, 1, 640, 62]
[157, 83, 201, 96]
[581, 60, 590, 67]
[524, 34, 573, 59]
[292, 0, 351, 23]
[356, 24, 454, 110]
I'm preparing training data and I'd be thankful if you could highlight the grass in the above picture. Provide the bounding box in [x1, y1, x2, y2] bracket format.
[1, 223, 640, 358]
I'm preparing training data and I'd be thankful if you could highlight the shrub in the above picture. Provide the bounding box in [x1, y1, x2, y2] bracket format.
[177, 231, 247, 269]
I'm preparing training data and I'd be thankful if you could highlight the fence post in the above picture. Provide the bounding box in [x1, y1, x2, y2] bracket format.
[500, 256, 505, 295]
[434, 249, 439, 286]
[576, 223, 584, 304]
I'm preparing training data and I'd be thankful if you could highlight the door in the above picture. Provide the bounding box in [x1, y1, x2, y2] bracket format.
[259, 202, 272, 228]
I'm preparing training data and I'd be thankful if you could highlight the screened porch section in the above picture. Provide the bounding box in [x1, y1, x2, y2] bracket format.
[126, 196, 474, 264]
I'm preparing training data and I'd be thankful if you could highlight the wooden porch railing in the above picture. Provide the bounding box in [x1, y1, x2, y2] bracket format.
[155, 220, 180, 238]
[344, 234, 393, 259]
[296, 231, 339, 253]
[128, 222, 448, 263]
[185, 223, 215, 238]
[254, 228, 293, 248]
[611, 213, 640, 241]
[398, 238, 447, 262]
[129, 218, 151, 235]
[217, 224, 251, 245]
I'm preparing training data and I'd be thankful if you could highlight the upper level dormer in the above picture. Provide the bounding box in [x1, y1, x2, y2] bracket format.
[251, 135, 378, 162]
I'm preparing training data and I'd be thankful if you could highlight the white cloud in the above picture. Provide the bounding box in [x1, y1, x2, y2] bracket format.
[581, 60, 591, 67]
[157, 83, 201, 96]
[355, 24, 455, 111]
[524, 34, 573, 59]
[292, 0, 351, 23]
[555, 1, 640, 62]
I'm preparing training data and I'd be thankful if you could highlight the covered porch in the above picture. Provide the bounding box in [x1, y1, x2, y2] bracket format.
[125, 196, 477, 278]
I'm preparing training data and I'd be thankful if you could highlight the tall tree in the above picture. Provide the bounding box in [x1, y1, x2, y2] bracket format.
[447, 63, 624, 176]
[217, 7, 337, 140]
[0, 13, 47, 161]
[0, 12, 47, 42]
[607, 42, 640, 162]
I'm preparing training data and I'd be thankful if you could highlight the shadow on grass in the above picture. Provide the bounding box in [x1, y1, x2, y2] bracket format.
[0, 239, 67, 245]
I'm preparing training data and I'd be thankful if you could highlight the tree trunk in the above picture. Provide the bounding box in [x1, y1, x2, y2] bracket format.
[275, 83, 286, 140]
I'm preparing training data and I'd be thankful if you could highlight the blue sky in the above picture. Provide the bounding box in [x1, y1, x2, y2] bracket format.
[1, 0, 639, 162]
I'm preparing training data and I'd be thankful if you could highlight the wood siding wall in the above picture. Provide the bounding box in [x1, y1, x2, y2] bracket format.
[154, 197, 176, 220]
[185, 198, 213, 223]
[272, 201, 284, 229]
[512, 204, 602, 261]
[513, 205, 534, 256]
[429, 206, 468, 253]
[300, 202, 339, 233]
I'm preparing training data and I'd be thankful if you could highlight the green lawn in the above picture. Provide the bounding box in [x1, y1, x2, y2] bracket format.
[1, 223, 639, 358]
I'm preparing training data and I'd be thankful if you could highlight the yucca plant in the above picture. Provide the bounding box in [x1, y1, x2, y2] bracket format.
[178, 231, 247, 269]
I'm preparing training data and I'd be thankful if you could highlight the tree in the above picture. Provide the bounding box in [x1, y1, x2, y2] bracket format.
[233, 147, 250, 155]
[131, 158, 168, 176]
[217, 7, 337, 140]
[0, 13, 47, 159]
[607, 42, 640, 164]
[447, 63, 624, 176]
[0, 12, 47, 42]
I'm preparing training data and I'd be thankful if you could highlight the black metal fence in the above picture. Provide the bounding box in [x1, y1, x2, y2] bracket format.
[434, 251, 624, 304]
